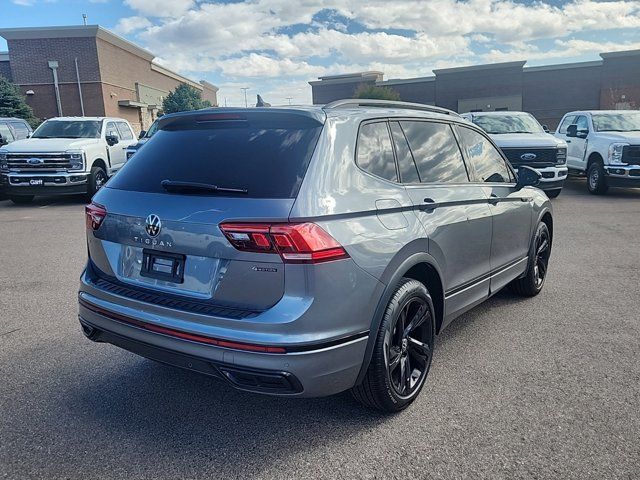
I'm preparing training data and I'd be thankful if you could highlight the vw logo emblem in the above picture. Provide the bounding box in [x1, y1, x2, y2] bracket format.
[27, 157, 44, 165]
[520, 153, 537, 161]
[145, 214, 162, 237]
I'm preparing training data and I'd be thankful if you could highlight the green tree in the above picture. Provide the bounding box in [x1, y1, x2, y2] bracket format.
[162, 84, 212, 114]
[0, 76, 39, 128]
[354, 84, 401, 101]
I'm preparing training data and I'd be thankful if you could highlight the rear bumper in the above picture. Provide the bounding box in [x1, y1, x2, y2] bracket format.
[78, 293, 368, 397]
[0, 172, 89, 196]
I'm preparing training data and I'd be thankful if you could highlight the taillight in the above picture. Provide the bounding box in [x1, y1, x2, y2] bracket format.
[220, 222, 349, 264]
[85, 202, 107, 231]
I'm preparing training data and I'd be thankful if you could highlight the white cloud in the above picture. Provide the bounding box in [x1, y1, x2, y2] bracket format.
[12, 0, 35, 5]
[111, 0, 640, 105]
[112, 16, 152, 35]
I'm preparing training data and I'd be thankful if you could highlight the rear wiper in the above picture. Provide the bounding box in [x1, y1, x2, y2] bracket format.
[161, 179, 248, 194]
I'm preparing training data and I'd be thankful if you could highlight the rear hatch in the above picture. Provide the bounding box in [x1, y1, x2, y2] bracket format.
[87, 109, 324, 312]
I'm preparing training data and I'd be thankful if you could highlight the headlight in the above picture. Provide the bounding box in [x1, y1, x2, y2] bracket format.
[556, 147, 567, 165]
[608, 143, 629, 165]
[65, 150, 85, 171]
[0, 149, 8, 171]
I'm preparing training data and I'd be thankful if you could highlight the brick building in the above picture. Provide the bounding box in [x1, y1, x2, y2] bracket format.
[0, 25, 218, 132]
[309, 50, 640, 128]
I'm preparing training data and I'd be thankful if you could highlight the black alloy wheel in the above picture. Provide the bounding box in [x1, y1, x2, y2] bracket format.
[533, 224, 551, 289]
[386, 297, 432, 398]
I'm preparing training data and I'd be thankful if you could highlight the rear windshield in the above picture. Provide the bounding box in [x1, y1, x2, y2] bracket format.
[107, 112, 323, 198]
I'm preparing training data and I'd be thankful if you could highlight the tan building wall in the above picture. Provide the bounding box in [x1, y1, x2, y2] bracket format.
[0, 26, 219, 132]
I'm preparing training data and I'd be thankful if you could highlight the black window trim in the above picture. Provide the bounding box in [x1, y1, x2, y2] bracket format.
[392, 117, 472, 187]
[354, 119, 403, 187]
[453, 122, 517, 186]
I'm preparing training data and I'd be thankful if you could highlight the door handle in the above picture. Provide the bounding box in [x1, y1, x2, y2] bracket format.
[566, 140, 572, 143]
[422, 198, 437, 212]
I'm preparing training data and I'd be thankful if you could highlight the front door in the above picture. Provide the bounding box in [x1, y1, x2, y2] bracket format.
[565, 115, 589, 170]
[105, 121, 125, 172]
[455, 125, 533, 294]
[392, 120, 492, 324]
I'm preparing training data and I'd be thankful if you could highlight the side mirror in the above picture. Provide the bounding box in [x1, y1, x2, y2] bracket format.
[106, 134, 119, 146]
[542, 125, 549, 133]
[0, 134, 6, 146]
[566, 124, 578, 137]
[138, 130, 146, 139]
[516, 165, 541, 190]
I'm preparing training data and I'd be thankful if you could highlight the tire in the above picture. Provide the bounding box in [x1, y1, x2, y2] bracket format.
[587, 161, 608, 195]
[87, 165, 107, 199]
[545, 189, 562, 199]
[9, 195, 34, 205]
[509, 221, 552, 297]
[352, 278, 435, 413]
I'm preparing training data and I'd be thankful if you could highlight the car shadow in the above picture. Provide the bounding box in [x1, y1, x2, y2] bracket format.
[0, 194, 89, 208]
[561, 176, 640, 198]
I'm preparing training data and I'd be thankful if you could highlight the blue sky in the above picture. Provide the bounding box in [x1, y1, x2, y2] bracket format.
[2, 0, 640, 106]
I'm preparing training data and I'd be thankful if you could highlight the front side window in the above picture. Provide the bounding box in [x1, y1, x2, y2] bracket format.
[591, 112, 640, 132]
[401, 121, 469, 184]
[471, 114, 545, 134]
[32, 120, 102, 139]
[116, 122, 134, 140]
[457, 126, 513, 183]
[558, 115, 577, 134]
[9, 121, 30, 139]
[356, 122, 397, 182]
[106, 122, 119, 139]
[575, 115, 589, 132]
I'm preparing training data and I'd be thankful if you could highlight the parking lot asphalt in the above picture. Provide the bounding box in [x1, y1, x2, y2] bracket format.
[1, 177, 639, 480]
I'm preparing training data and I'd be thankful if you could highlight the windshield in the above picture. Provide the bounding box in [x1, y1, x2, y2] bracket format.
[107, 112, 323, 198]
[471, 114, 544, 134]
[592, 112, 640, 132]
[32, 120, 102, 139]
[144, 120, 159, 138]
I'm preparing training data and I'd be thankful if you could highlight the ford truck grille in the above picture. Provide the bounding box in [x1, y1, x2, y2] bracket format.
[622, 145, 640, 165]
[6, 152, 73, 171]
[501, 148, 562, 168]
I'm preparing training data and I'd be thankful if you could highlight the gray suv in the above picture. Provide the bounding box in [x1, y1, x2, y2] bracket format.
[79, 100, 553, 412]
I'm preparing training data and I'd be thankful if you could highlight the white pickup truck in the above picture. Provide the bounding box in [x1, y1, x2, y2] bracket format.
[554, 110, 640, 194]
[461, 111, 568, 198]
[0, 117, 137, 204]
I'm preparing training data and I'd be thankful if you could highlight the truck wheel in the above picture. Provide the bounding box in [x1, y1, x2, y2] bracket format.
[545, 189, 562, 199]
[351, 278, 435, 413]
[9, 195, 34, 205]
[87, 166, 107, 199]
[587, 162, 608, 195]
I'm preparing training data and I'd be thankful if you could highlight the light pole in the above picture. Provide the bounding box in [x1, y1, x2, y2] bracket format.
[286, 97, 292, 105]
[240, 87, 249, 108]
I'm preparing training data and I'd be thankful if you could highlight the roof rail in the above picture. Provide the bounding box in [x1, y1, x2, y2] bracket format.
[323, 99, 460, 117]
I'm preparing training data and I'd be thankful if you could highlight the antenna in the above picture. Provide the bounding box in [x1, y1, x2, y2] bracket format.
[82, 14, 87, 25]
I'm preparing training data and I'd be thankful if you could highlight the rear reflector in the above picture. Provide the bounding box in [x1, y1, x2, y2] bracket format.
[220, 222, 349, 264]
[78, 298, 286, 353]
[85, 202, 107, 231]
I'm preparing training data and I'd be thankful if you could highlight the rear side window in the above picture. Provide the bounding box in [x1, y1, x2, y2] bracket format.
[356, 122, 397, 182]
[456, 126, 513, 183]
[9, 121, 30, 139]
[116, 122, 134, 140]
[558, 115, 576, 134]
[107, 112, 323, 199]
[389, 122, 420, 183]
[400, 121, 469, 184]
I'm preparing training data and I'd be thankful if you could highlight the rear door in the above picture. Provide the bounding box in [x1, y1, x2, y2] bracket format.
[89, 111, 323, 311]
[394, 119, 493, 323]
[455, 125, 532, 293]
